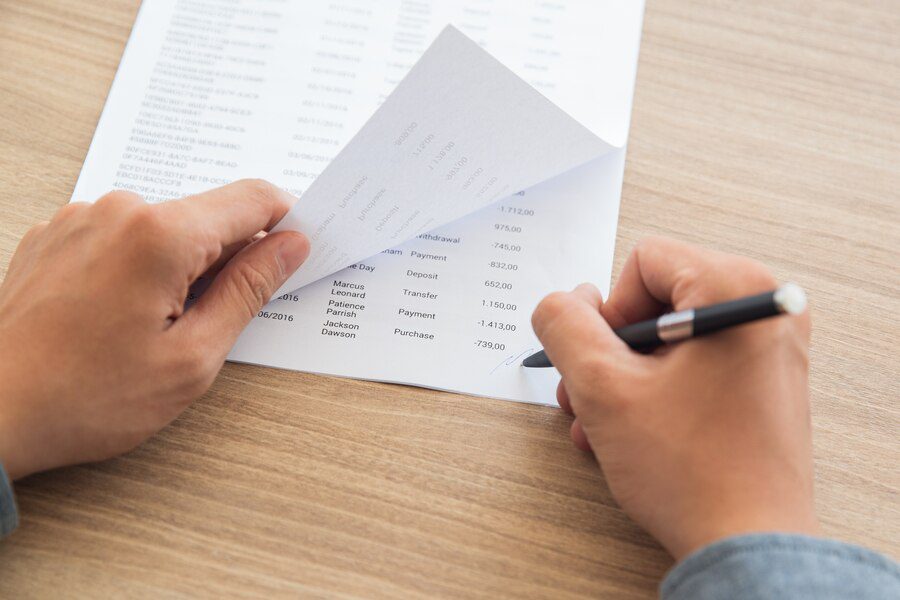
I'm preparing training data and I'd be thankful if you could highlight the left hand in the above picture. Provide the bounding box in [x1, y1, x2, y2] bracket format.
[0, 179, 309, 480]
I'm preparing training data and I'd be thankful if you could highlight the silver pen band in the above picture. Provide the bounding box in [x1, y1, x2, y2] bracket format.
[657, 309, 695, 342]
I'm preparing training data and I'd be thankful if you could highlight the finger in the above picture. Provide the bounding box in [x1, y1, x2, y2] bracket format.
[556, 379, 573, 414]
[174, 231, 310, 352]
[600, 245, 668, 328]
[160, 179, 297, 250]
[602, 237, 705, 326]
[186, 234, 262, 303]
[572, 281, 603, 306]
[604, 237, 777, 321]
[92, 189, 145, 213]
[201, 233, 264, 280]
[532, 283, 631, 383]
[570, 419, 591, 453]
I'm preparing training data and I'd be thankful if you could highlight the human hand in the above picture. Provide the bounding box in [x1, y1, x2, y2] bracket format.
[531, 237, 818, 560]
[0, 180, 309, 480]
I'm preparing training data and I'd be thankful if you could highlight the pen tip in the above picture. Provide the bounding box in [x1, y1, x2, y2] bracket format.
[522, 351, 552, 368]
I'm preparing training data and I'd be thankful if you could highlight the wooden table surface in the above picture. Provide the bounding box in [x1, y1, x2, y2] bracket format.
[0, 0, 897, 597]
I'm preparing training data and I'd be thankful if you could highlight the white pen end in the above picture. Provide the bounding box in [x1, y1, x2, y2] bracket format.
[774, 282, 807, 315]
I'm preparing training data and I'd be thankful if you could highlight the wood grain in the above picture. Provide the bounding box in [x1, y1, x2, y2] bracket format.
[0, 0, 897, 597]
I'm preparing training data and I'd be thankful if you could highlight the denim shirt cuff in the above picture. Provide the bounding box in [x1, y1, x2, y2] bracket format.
[661, 532, 900, 600]
[0, 461, 18, 538]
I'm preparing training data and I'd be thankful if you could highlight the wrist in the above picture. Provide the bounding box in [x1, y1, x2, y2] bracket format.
[0, 365, 35, 481]
[0, 403, 27, 481]
[0, 415, 24, 481]
[667, 500, 821, 561]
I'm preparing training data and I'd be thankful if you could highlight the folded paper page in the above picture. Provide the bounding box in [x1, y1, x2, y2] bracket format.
[69, 0, 645, 404]
[272, 25, 616, 294]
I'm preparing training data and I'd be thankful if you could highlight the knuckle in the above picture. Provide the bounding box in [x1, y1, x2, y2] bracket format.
[678, 256, 777, 306]
[634, 235, 696, 262]
[671, 264, 707, 302]
[124, 204, 167, 240]
[95, 189, 144, 210]
[241, 178, 288, 210]
[233, 259, 277, 317]
[198, 233, 224, 269]
[21, 220, 49, 243]
[731, 257, 777, 291]
[53, 201, 89, 221]
[185, 225, 224, 272]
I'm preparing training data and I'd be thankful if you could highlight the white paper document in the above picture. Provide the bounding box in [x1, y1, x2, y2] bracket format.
[70, 1, 645, 404]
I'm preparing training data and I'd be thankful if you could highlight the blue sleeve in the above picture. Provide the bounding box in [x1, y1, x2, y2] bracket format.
[661, 533, 900, 600]
[0, 461, 17, 538]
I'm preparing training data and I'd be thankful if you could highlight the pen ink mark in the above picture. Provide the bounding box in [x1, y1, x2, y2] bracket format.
[490, 348, 535, 375]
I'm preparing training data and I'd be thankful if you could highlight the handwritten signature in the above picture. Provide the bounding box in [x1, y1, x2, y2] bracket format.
[489, 348, 535, 375]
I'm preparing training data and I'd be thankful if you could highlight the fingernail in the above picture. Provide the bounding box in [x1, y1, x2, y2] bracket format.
[277, 186, 300, 207]
[276, 233, 310, 276]
[261, 180, 299, 209]
[574, 282, 603, 298]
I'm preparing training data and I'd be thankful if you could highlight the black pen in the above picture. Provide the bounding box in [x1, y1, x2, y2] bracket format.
[522, 283, 807, 368]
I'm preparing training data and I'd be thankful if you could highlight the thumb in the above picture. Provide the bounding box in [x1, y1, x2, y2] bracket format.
[178, 231, 310, 351]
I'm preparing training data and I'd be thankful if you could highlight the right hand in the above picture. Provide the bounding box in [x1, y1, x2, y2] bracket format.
[531, 237, 818, 560]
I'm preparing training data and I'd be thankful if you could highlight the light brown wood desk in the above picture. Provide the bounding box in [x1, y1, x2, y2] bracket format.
[0, 1, 897, 597]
